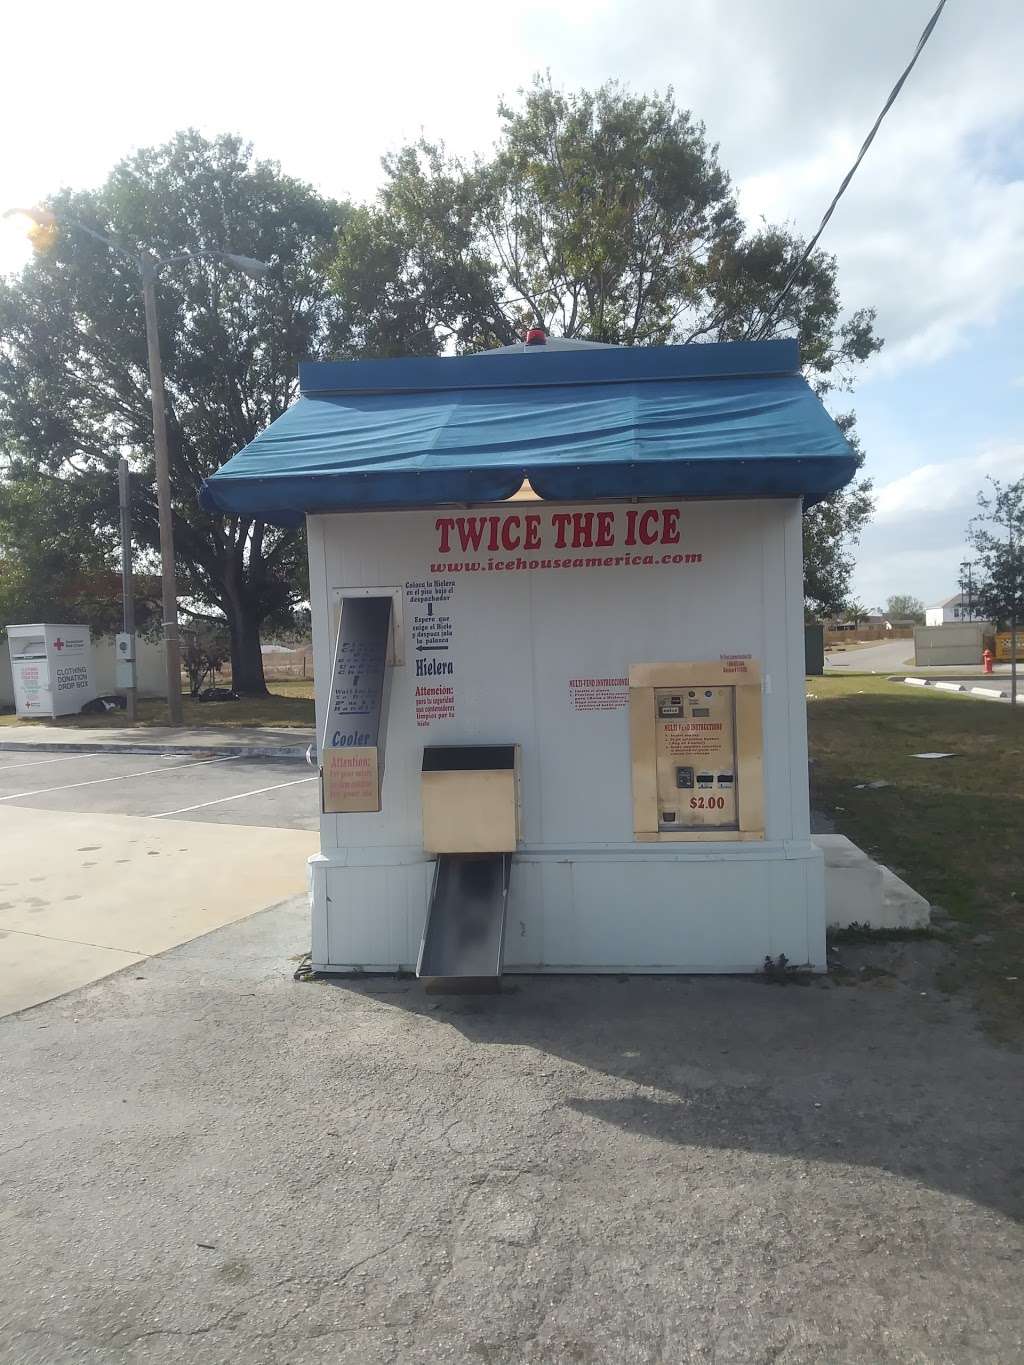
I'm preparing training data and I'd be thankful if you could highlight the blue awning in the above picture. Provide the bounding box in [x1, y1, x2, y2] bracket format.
[200, 339, 856, 526]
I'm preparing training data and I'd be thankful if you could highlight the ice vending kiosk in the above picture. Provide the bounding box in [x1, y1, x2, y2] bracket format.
[202, 337, 858, 980]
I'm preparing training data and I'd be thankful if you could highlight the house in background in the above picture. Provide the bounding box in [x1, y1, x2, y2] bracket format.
[925, 592, 982, 626]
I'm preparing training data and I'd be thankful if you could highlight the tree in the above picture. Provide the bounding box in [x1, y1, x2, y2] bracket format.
[968, 476, 1024, 708]
[0, 470, 162, 638]
[181, 623, 231, 697]
[329, 78, 881, 613]
[0, 132, 349, 693]
[886, 594, 926, 623]
[843, 600, 868, 627]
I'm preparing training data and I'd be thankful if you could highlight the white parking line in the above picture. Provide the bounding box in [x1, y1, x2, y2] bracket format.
[0, 755, 240, 801]
[152, 775, 317, 818]
[0, 753, 104, 772]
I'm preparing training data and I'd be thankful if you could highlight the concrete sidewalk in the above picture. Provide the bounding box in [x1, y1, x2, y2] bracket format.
[0, 722, 314, 759]
[0, 804, 317, 1015]
[2, 898, 1023, 1364]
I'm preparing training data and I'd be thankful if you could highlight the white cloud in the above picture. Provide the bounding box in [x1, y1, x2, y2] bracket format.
[3, 0, 1019, 617]
[873, 445, 1024, 523]
[725, 15, 1024, 376]
[520, 0, 1024, 376]
[2, 0, 1021, 379]
[852, 443, 1024, 605]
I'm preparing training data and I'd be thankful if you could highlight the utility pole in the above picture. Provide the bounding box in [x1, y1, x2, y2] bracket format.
[141, 262, 184, 725]
[1011, 525, 1018, 710]
[959, 560, 975, 622]
[117, 458, 137, 723]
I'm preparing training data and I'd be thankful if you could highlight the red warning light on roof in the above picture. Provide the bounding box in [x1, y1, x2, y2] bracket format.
[524, 326, 546, 346]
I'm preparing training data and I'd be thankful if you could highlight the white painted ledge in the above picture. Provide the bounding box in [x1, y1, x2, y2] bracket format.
[812, 833, 930, 930]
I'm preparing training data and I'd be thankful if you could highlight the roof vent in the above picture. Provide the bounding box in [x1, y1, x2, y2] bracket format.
[524, 326, 546, 347]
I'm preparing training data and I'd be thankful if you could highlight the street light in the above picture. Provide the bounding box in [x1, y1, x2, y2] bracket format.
[958, 560, 975, 622]
[3, 206, 270, 725]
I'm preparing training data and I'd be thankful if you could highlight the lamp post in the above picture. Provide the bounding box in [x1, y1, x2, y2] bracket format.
[3, 206, 269, 726]
[958, 560, 975, 622]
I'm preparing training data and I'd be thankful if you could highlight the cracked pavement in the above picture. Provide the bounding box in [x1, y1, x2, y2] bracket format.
[1, 897, 1023, 1363]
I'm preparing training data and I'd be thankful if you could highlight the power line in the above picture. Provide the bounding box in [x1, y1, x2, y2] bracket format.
[758, 0, 950, 337]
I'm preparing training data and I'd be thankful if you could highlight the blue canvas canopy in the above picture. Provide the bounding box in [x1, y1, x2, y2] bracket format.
[200, 339, 856, 527]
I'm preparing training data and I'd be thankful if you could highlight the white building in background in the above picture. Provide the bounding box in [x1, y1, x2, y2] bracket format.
[925, 592, 981, 626]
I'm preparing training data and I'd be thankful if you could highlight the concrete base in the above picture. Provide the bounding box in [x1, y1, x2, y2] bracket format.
[812, 834, 930, 930]
[310, 840, 828, 975]
[878, 865, 933, 929]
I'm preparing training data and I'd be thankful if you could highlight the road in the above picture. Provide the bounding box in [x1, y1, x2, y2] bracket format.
[825, 638, 913, 672]
[825, 637, 1023, 684]
[0, 752, 318, 1015]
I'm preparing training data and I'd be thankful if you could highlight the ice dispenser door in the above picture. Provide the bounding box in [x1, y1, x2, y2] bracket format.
[655, 686, 738, 831]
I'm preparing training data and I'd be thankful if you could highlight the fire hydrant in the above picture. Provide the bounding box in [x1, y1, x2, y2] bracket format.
[983, 648, 994, 674]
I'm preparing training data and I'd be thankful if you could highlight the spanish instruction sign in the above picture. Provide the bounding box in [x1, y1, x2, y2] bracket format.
[406, 578, 457, 728]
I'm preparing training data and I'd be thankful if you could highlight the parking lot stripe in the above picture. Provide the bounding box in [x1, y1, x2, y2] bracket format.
[0, 924, 148, 957]
[0, 753, 104, 772]
[152, 775, 317, 818]
[0, 755, 240, 801]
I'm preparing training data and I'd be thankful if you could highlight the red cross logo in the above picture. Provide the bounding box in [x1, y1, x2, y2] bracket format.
[53, 638, 65, 650]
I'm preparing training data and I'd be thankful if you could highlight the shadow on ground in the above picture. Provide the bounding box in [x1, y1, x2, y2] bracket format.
[327, 945, 1024, 1225]
[3, 897, 1022, 1364]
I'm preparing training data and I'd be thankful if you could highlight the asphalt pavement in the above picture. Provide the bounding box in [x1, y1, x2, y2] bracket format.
[825, 637, 1022, 680]
[1, 723, 1022, 1361]
[0, 750, 318, 827]
[825, 638, 914, 672]
[1, 897, 1021, 1364]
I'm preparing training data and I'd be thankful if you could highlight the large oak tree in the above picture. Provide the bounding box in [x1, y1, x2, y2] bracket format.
[330, 78, 881, 614]
[0, 132, 348, 693]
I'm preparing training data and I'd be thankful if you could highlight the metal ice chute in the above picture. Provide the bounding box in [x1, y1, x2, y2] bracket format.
[417, 745, 520, 989]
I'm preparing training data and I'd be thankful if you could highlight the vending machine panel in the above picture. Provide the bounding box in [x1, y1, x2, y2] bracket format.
[655, 686, 737, 831]
[629, 661, 765, 843]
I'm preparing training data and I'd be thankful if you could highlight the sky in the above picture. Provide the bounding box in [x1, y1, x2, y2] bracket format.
[2, 0, 1022, 610]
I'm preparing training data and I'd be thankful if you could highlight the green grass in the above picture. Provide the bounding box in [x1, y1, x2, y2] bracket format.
[0, 677, 315, 729]
[827, 923, 937, 945]
[807, 673, 1024, 1041]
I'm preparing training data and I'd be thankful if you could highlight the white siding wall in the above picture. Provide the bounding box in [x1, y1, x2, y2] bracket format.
[308, 497, 824, 972]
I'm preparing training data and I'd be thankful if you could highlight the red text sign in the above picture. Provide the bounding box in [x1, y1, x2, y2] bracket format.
[435, 507, 682, 555]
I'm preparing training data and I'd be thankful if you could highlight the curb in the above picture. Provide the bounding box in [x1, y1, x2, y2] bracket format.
[896, 677, 1013, 704]
[0, 740, 310, 761]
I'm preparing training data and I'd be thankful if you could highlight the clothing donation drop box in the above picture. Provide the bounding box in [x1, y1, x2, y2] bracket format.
[6, 623, 96, 718]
